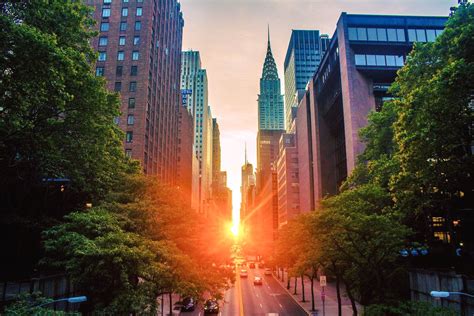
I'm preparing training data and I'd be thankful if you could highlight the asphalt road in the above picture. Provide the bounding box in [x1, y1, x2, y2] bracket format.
[179, 266, 307, 316]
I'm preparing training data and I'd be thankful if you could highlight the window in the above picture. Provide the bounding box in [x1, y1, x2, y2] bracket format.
[95, 67, 104, 76]
[357, 27, 367, 41]
[123, 0, 129, 2]
[129, 81, 137, 92]
[125, 149, 132, 158]
[126, 131, 133, 143]
[132, 51, 139, 60]
[426, 29, 436, 42]
[408, 29, 417, 42]
[366, 55, 376, 66]
[99, 36, 108, 46]
[128, 97, 136, 108]
[133, 36, 140, 45]
[375, 55, 386, 66]
[100, 22, 109, 31]
[104, 0, 112, 3]
[387, 28, 397, 42]
[98, 51, 107, 61]
[116, 65, 123, 76]
[114, 82, 122, 91]
[135, 21, 141, 31]
[367, 28, 377, 41]
[122, 8, 128, 16]
[117, 51, 125, 61]
[355, 54, 366, 66]
[348, 27, 357, 41]
[130, 65, 138, 76]
[127, 115, 134, 125]
[119, 36, 126, 46]
[397, 29, 406, 42]
[395, 55, 404, 67]
[136, 7, 142, 16]
[386, 55, 396, 66]
[120, 22, 127, 31]
[416, 29, 427, 42]
[377, 28, 387, 41]
[102, 8, 111, 17]
[137, 0, 142, 2]
[114, 117, 120, 125]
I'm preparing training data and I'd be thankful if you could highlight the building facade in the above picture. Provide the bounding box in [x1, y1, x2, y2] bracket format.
[276, 133, 300, 228]
[180, 51, 213, 212]
[295, 13, 447, 208]
[90, 0, 184, 182]
[283, 30, 329, 131]
[177, 104, 194, 207]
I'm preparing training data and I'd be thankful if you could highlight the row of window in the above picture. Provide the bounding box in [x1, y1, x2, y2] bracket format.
[100, 21, 141, 32]
[104, 0, 143, 3]
[98, 50, 140, 61]
[102, 7, 142, 18]
[354, 54, 405, 67]
[99, 35, 140, 46]
[348, 27, 443, 43]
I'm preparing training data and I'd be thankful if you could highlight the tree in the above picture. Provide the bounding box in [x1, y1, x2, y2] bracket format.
[390, 3, 474, 248]
[314, 184, 410, 313]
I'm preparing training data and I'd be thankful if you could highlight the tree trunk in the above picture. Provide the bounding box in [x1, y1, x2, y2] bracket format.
[345, 284, 358, 316]
[301, 274, 306, 302]
[336, 274, 342, 316]
[169, 292, 172, 316]
[310, 276, 315, 311]
[294, 276, 298, 295]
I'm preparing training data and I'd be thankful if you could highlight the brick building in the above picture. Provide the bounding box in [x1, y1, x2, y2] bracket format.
[89, 0, 184, 183]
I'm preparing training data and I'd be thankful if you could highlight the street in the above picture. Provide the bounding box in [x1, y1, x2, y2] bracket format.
[175, 266, 307, 316]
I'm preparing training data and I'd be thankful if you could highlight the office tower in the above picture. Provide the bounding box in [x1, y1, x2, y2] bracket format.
[212, 118, 221, 190]
[294, 13, 447, 210]
[90, 0, 184, 181]
[283, 30, 329, 130]
[240, 146, 254, 222]
[181, 51, 212, 212]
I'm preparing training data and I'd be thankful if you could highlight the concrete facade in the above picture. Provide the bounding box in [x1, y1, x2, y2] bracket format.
[177, 105, 194, 207]
[90, 0, 184, 182]
[295, 13, 447, 205]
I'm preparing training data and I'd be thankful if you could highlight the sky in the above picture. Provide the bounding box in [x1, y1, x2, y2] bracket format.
[179, 0, 457, 223]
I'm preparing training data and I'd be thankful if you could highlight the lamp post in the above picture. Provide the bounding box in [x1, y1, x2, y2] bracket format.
[430, 291, 474, 299]
[35, 296, 87, 308]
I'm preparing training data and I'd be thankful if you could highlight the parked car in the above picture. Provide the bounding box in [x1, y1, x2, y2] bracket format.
[203, 298, 219, 314]
[254, 276, 263, 285]
[240, 269, 248, 277]
[264, 268, 272, 275]
[249, 262, 256, 269]
[180, 297, 196, 312]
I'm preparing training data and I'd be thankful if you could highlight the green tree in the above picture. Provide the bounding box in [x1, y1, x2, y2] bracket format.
[390, 3, 474, 247]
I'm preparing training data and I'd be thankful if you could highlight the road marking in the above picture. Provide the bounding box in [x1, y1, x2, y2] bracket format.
[256, 293, 259, 298]
[260, 303, 263, 308]
[236, 271, 245, 316]
[279, 303, 283, 309]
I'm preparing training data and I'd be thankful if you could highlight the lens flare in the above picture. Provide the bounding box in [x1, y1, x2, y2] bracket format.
[230, 225, 239, 237]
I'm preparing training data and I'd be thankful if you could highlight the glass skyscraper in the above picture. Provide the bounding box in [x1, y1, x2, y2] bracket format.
[283, 30, 329, 130]
[258, 30, 284, 131]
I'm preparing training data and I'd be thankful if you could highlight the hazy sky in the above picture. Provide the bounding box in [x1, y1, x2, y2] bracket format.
[179, 0, 457, 221]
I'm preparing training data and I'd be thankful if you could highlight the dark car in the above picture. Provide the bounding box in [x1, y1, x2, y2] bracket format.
[204, 298, 219, 314]
[180, 297, 196, 312]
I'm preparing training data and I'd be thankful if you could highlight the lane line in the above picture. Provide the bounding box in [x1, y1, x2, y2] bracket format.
[237, 272, 245, 316]
[260, 303, 263, 308]
[279, 303, 283, 309]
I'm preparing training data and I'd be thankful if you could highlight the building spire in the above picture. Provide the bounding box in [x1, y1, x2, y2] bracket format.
[267, 24, 270, 48]
[245, 142, 248, 165]
[261, 25, 278, 80]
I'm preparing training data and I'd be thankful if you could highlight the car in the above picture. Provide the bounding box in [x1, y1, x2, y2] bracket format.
[249, 262, 256, 269]
[258, 262, 265, 269]
[240, 269, 248, 277]
[264, 268, 272, 275]
[254, 276, 263, 285]
[180, 297, 196, 312]
[203, 298, 219, 314]
[172, 304, 182, 315]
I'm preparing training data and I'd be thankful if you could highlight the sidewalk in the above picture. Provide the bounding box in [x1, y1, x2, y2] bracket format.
[274, 270, 358, 316]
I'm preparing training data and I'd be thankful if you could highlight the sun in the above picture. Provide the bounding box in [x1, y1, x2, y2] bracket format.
[230, 224, 239, 237]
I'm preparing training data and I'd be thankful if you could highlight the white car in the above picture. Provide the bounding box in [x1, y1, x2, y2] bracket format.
[264, 268, 272, 275]
[240, 269, 248, 277]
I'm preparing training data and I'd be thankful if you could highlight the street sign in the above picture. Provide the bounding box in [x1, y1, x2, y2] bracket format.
[320, 276, 327, 287]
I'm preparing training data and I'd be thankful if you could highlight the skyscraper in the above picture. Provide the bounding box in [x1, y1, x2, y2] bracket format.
[181, 51, 212, 212]
[283, 30, 329, 130]
[258, 28, 285, 131]
[255, 28, 285, 255]
[90, 0, 184, 182]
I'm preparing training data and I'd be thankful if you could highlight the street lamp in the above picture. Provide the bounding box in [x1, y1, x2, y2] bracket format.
[430, 291, 474, 298]
[35, 296, 87, 308]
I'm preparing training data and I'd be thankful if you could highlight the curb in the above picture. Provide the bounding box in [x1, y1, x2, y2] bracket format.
[271, 273, 313, 316]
